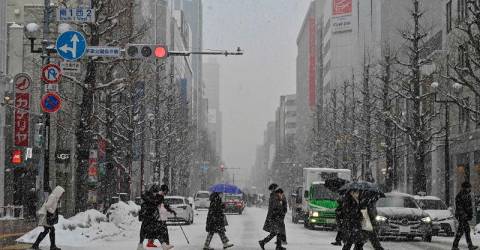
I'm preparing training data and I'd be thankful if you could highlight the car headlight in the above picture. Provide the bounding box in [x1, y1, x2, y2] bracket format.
[421, 216, 432, 223]
[312, 211, 319, 217]
[375, 215, 387, 222]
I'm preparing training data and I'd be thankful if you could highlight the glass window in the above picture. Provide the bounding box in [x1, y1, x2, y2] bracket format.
[376, 196, 419, 208]
[196, 192, 209, 199]
[165, 198, 184, 205]
[310, 184, 338, 200]
[416, 199, 448, 210]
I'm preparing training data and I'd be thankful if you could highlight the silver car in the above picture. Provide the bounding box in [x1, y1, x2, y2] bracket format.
[194, 191, 210, 209]
[414, 195, 458, 236]
[164, 196, 194, 225]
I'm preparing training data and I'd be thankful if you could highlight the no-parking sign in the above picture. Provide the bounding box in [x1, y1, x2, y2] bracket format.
[41, 92, 62, 113]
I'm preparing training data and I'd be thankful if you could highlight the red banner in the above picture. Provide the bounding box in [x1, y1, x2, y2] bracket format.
[14, 93, 30, 146]
[333, 0, 352, 15]
[308, 17, 317, 109]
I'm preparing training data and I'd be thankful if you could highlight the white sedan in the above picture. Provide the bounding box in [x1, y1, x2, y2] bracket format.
[414, 195, 458, 236]
[164, 196, 194, 225]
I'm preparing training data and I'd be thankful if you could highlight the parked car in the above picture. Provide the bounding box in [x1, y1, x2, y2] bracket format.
[414, 195, 457, 236]
[375, 192, 433, 242]
[290, 185, 303, 224]
[194, 190, 210, 209]
[223, 193, 245, 214]
[164, 196, 194, 225]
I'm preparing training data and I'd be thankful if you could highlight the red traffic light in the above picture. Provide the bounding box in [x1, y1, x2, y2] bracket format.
[11, 150, 22, 164]
[154, 46, 168, 58]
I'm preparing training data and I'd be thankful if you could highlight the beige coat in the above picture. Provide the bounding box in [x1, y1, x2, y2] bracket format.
[37, 186, 64, 227]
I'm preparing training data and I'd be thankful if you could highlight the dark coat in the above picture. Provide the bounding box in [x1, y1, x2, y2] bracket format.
[206, 192, 227, 233]
[455, 189, 473, 222]
[263, 191, 286, 234]
[140, 191, 176, 240]
[341, 194, 365, 244]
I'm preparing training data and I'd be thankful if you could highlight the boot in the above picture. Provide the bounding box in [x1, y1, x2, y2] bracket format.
[203, 247, 214, 250]
[30, 245, 40, 250]
[258, 240, 265, 250]
[50, 246, 61, 250]
[469, 246, 479, 250]
[146, 240, 157, 248]
[275, 246, 286, 250]
[331, 241, 342, 246]
[223, 242, 234, 249]
[161, 243, 174, 250]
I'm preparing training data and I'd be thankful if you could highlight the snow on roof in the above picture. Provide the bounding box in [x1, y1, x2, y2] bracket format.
[413, 195, 441, 200]
[165, 195, 185, 199]
[386, 191, 414, 197]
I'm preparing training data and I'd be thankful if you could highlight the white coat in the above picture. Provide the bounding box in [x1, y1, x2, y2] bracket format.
[37, 186, 65, 227]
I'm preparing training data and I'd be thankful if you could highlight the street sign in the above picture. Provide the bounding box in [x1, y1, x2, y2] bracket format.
[41, 92, 62, 113]
[45, 84, 59, 93]
[25, 147, 33, 160]
[41, 64, 62, 84]
[56, 31, 87, 61]
[86, 46, 121, 57]
[14, 73, 32, 91]
[60, 61, 81, 74]
[57, 8, 95, 23]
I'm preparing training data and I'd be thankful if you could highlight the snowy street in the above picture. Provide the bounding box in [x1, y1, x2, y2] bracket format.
[17, 205, 480, 250]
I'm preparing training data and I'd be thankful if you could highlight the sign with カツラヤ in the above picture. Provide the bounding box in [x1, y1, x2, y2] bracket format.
[332, 0, 353, 33]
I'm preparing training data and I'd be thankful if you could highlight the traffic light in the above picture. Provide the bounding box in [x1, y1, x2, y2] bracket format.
[220, 164, 224, 172]
[125, 44, 168, 59]
[11, 149, 22, 165]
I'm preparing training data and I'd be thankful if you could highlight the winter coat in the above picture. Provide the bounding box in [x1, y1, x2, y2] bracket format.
[141, 192, 175, 239]
[335, 196, 346, 229]
[37, 186, 64, 227]
[340, 194, 365, 244]
[263, 191, 286, 235]
[455, 189, 473, 222]
[206, 192, 227, 233]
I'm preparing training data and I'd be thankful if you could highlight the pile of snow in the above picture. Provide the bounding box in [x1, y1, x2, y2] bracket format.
[17, 201, 141, 247]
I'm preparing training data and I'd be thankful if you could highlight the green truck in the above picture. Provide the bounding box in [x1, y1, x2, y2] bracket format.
[292, 168, 351, 229]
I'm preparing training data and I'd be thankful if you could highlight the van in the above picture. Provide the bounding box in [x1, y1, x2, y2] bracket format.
[194, 190, 210, 209]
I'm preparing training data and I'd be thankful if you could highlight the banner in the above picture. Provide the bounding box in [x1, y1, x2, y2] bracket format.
[332, 0, 353, 33]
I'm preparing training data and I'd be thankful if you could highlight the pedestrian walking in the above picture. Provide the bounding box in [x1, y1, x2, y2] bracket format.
[331, 195, 345, 246]
[259, 183, 287, 250]
[203, 192, 234, 250]
[341, 190, 365, 250]
[31, 186, 65, 250]
[361, 194, 383, 250]
[155, 184, 176, 249]
[452, 182, 478, 250]
[139, 184, 161, 248]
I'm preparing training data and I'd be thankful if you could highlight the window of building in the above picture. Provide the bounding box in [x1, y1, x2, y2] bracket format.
[447, 1, 452, 33]
[458, 0, 467, 22]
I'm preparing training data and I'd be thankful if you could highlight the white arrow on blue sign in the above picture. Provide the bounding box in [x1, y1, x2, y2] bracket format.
[56, 31, 87, 61]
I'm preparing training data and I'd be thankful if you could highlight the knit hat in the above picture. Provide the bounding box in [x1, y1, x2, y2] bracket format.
[268, 183, 278, 191]
[160, 184, 169, 193]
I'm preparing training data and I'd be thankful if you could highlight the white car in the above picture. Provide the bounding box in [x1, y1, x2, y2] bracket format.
[194, 191, 210, 209]
[164, 196, 194, 225]
[414, 195, 457, 236]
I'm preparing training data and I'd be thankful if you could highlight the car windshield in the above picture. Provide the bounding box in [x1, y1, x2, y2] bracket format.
[417, 199, 447, 210]
[196, 193, 209, 199]
[165, 198, 184, 205]
[377, 196, 419, 208]
[311, 184, 338, 200]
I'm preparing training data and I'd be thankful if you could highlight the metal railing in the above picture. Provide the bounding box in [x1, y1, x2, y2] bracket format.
[0, 205, 24, 219]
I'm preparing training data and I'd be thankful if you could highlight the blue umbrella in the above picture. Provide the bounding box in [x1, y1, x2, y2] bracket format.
[209, 183, 242, 194]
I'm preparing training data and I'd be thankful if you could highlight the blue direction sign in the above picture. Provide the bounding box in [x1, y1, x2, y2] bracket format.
[56, 31, 87, 61]
[41, 93, 62, 113]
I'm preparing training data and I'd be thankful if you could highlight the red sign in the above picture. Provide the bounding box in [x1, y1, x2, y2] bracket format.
[333, 0, 352, 15]
[41, 64, 62, 84]
[308, 17, 316, 109]
[14, 74, 32, 91]
[40, 92, 62, 113]
[11, 150, 22, 165]
[15, 93, 30, 146]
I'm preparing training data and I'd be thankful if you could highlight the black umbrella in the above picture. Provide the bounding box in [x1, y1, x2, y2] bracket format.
[325, 177, 350, 192]
[338, 181, 385, 205]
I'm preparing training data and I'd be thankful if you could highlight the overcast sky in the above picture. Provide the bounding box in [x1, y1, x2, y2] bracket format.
[203, 0, 311, 185]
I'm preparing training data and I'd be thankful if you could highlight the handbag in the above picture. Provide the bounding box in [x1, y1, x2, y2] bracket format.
[361, 209, 373, 231]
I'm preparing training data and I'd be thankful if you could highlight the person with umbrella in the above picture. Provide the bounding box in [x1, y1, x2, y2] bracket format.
[259, 183, 286, 250]
[325, 177, 349, 246]
[203, 192, 234, 250]
[340, 189, 365, 250]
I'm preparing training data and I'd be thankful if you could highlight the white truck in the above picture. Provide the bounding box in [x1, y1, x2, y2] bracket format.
[291, 168, 351, 229]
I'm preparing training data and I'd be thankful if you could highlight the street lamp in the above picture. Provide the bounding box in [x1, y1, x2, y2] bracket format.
[430, 81, 462, 206]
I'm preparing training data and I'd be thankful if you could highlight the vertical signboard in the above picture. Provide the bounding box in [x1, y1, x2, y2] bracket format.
[14, 74, 32, 147]
[332, 0, 353, 32]
[308, 17, 316, 109]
